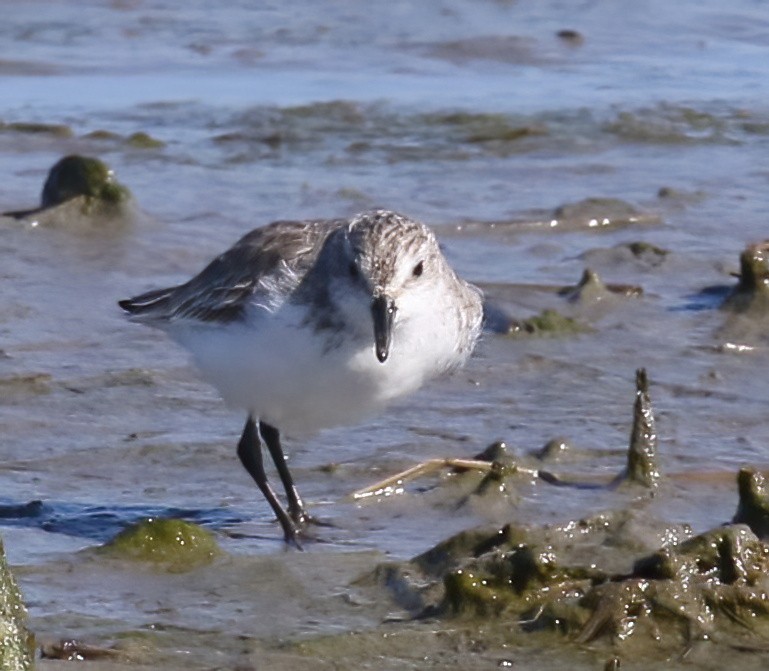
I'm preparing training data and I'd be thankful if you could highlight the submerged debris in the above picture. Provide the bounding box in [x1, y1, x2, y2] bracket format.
[556, 29, 584, 46]
[454, 196, 660, 234]
[580, 240, 669, 270]
[40, 639, 121, 661]
[604, 104, 729, 144]
[505, 309, 590, 337]
[551, 197, 652, 229]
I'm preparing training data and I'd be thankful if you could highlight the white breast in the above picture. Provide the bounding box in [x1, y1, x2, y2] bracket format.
[165, 285, 476, 437]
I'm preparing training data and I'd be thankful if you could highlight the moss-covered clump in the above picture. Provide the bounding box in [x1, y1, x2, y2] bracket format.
[1, 121, 73, 138]
[421, 111, 546, 145]
[378, 493, 769, 656]
[125, 132, 165, 149]
[99, 518, 221, 572]
[41, 154, 130, 208]
[3, 154, 133, 223]
[385, 517, 769, 655]
[0, 534, 33, 671]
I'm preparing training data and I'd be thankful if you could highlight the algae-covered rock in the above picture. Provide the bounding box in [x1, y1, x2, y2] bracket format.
[0, 534, 33, 671]
[41, 154, 130, 208]
[3, 154, 132, 222]
[99, 518, 221, 572]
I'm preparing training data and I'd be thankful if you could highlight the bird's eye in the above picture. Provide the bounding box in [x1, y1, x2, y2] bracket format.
[412, 261, 424, 278]
[349, 262, 359, 278]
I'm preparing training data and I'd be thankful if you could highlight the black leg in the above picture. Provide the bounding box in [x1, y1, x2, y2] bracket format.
[259, 420, 309, 526]
[236, 416, 301, 548]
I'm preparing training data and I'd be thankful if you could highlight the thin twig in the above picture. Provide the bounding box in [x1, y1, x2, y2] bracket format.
[351, 457, 538, 499]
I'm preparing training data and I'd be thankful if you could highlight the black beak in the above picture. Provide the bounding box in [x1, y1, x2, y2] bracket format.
[371, 295, 396, 363]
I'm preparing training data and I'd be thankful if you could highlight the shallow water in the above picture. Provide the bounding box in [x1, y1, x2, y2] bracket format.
[2, 0, 769, 668]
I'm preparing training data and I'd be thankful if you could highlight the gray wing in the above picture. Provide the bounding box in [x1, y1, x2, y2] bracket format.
[119, 218, 343, 324]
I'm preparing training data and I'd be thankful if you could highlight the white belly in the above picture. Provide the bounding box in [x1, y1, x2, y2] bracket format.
[166, 304, 449, 435]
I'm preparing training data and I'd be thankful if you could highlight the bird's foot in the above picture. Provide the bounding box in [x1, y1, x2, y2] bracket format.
[289, 505, 335, 529]
[281, 519, 304, 551]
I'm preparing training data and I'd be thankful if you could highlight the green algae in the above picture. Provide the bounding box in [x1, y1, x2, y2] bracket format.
[604, 105, 729, 144]
[3, 154, 134, 222]
[99, 518, 221, 572]
[41, 154, 131, 208]
[82, 129, 123, 142]
[282, 100, 365, 124]
[80, 129, 164, 148]
[1, 120, 73, 138]
[0, 372, 52, 396]
[382, 513, 769, 657]
[420, 111, 547, 153]
[505, 309, 590, 337]
[0, 535, 33, 671]
[125, 131, 165, 149]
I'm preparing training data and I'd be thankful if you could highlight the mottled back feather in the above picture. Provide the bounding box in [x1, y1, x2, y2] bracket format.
[119, 218, 344, 324]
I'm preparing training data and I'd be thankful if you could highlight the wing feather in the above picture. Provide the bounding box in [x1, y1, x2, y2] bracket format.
[119, 218, 342, 325]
